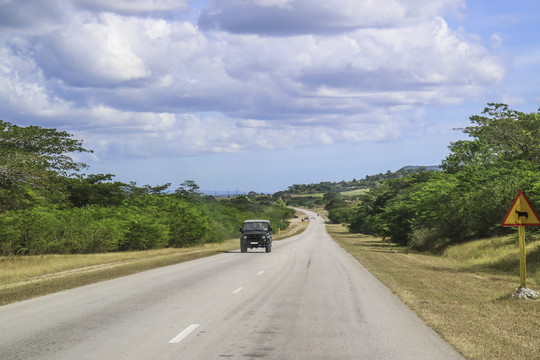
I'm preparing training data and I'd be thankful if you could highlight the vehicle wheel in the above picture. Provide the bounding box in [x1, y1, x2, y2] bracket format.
[241, 244, 247, 253]
[265, 243, 271, 253]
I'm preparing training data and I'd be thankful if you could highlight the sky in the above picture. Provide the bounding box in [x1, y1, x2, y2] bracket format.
[1, 0, 539, 194]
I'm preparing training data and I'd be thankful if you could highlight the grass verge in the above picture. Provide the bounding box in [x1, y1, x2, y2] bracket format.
[0, 211, 309, 306]
[0, 241, 240, 306]
[327, 223, 540, 360]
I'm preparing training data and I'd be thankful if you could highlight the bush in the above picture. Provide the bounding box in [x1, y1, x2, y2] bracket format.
[166, 200, 211, 247]
[0, 213, 24, 255]
[120, 217, 169, 251]
[0, 208, 65, 255]
[0, 190, 297, 255]
[62, 206, 128, 253]
[328, 207, 356, 224]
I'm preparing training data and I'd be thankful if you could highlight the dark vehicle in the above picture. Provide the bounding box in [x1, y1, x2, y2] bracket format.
[240, 219, 272, 253]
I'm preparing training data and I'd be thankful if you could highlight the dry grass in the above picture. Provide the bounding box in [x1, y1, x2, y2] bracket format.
[444, 235, 540, 282]
[0, 240, 240, 305]
[0, 247, 214, 285]
[327, 224, 540, 360]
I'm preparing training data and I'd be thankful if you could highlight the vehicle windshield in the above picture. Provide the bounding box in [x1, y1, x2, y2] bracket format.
[243, 222, 269, 231]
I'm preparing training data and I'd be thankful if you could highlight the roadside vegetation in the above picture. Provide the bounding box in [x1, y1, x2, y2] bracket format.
[0, 210, 308, 305]
[0, 119, 294, 256]
[327, 224, 540, 360]
[280, 104, 540, 252]
[274, 166, 435, 208]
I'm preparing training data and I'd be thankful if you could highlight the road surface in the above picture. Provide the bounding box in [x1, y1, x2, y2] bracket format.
[0, 210, 464, 359]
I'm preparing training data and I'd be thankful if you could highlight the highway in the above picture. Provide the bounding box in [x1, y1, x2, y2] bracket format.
[0, 210, 464, 359]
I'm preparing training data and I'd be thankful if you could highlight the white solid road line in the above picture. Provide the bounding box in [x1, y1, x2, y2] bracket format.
[169, 324, 200, 344]
[232, 287, 243, 294]
[257, 270, 264, 275]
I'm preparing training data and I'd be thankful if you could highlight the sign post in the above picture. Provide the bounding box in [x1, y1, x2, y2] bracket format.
[501, 190, 540, 288]
[518, 226, 526, 287]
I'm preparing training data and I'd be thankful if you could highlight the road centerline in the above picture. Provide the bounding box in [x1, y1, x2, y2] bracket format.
[169, 324, 200, 344]
[232, 287, 243, 294]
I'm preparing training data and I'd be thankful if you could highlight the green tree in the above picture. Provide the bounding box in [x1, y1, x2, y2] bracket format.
[120, 215, 169, 251]
[0, 120, 91, 210]
[175, 180, 200, 198]
[67, 174, 128, 207]
[166, 199, 211, 247]
[323, 192, 347, 210]
[443, 103, 540, 172]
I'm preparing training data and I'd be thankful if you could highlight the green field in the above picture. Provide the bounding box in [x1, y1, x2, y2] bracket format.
[338, 188, 369, 198]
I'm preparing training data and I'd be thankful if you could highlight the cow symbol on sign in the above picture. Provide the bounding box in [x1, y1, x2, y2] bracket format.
[515, 210, 528, 220]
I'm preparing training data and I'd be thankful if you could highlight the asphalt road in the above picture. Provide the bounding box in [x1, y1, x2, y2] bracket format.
[0, 210, 464, 359]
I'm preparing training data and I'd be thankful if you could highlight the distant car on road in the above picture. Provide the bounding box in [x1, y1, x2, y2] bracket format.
[240, 220, 272, 253]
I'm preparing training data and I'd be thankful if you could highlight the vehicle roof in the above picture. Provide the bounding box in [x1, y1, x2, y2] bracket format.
[243, 219, 270, 223]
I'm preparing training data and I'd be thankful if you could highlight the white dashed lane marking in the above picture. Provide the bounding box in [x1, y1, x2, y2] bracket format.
[169, 324, 200, 344]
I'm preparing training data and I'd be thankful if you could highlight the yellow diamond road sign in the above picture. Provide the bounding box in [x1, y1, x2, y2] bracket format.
[502, 190, 540, 227]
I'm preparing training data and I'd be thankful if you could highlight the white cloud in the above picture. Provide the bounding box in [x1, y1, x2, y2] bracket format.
[0, 42, 74, 121]
[0, 0, 509, 163]
[36, 13, 151, 87]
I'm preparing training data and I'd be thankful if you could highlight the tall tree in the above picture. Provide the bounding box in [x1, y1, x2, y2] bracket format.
[0, 120, 91, 210]
[443, 103, 540, 172]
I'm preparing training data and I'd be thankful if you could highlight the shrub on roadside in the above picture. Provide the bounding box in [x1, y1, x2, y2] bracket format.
[328, 207, 356, 224]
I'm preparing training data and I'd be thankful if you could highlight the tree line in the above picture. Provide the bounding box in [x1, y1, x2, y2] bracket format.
[275, 167, 439, 209]
[326, 104, 540, 251]
[0, 120, 294, 255]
